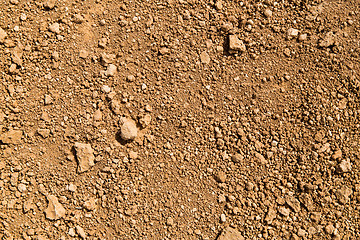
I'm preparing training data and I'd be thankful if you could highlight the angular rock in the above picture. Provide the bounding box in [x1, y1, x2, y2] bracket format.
[74, 142, 95, 173]
[319, 32, 335, 48]
[337, 159, 351, 174]
[0, 27, 7, 43]
[37, 129, 51, 138]
[265, 206, 277, 223]
[214, 171, 227, 183]
[335, 186, 352, 205]
[299, 193, 315, 211]
[229, 35, 246, 52]
[76, 226, 86, 239]
[286, 195, 301, 212]
[83, 198, 97, 211]
[105, 64, 117, 77]
[49, 23, 60, 34]
[0, 130, 22, 144]
[287, 28, 299, 38]
[200, 51, 210, 64]
[44, 195, 66, 220]
[255, 152, 267, 164]
[120, 118, 138, 141]
[217, 227, 244, 240]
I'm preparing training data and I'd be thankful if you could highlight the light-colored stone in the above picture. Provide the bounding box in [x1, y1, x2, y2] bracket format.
[83, 198, 97, 211]
[44, 195, 66, 220]
[0, 27, 7, 43]
[49, 23, 60, 34]
[74, 142, 95, 173]
[217, 227, 244, 240]
[120, 118, 138, 141]
[287, 28, 299, 38]
[105, 64, 117, 77]
[76, 226, 86, 239]
[264, 9, 273, 17]
[0, 130, 22, 144]
[337, 159, 351, 173]
[229, 35, 246, 52]
[200, 51, 210, 64]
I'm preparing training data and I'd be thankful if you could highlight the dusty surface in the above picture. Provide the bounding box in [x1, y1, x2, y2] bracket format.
[0, 0, 360, 239]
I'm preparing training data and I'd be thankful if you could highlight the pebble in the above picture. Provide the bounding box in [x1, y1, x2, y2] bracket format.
[74, 142, 95, 173]
[0, 130, 23, 144]
[278, 206, 290, 216]
[264, 9, 273, 18]
[43, 0, 56, 9]
[166, 217, 174, 226]
[44, 94, 53, 105]
[228, 35, 246, 52]
[79, 49, 89, 59]
[217, 227, 244, 240]
[231, 153, 244, 163]
[105, 64, 117, 77]
[287, 28, 299, 38]
[255, 152, 267, 164]
[127, 75, 136, 82]
[44, 195, 66, 220]
[83, 198, 97, 211]
[68, 228, 76, 237]
[215, 0, 223, 10]
[17, 183, 27, 192]
[98, 38, 107, 48]
[37, 129, 51, 138]
[76, 226, 86, 239]
[332, 149, 342, 159]
[337, 159, 351, 173]
[73, 14, 85, 24]
[265, 206, 277, 223]
[120, 117, 138, 141]
[49, 23, 60, 34]
[220, 213, 226, 223]
[335, 186, 352, 204]
[214, 171, 227, 183]
[93, 109, 102, 122]
[319, 31, 335, 48]
[68, 183, 77, 192]
[285, 196, 301, 212]
[298, 33, 307, 42]
[101, 85, 111, 93]
[200, 51, 210, 64]
[139, 114, 151, 128]
[218, 194, 226, 203]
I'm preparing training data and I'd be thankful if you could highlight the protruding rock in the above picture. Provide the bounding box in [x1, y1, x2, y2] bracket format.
[287, 28, 299, 39]
[229, 35, 246, 53]
[217, 227, 244, 240]
[200, 51, 210, 64]
[49, 23, 60, 34]
[44, 195, 66, 220]
[74, 142, 95, 173]
[105, 64, 117, 77]
[337, 159, 352, 174]
[83, 198, 97, 211]
[214, 171, 226, 183]
[0, 27, 7, 43]
[319, 31, 335, 48]
[120, 118, 138, 141]
[0, 130, 22, 144]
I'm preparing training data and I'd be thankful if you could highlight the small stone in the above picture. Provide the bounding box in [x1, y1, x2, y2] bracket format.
[120, 117, 138, 141]
[255, 152, 267, 164]
[298, 33, 307, 41]
[18, 183, 27, 192]
[79, 49, 89, 58]
[49, 23, 60, 34]
[264, 9, 273, 17]
[37, 129, 51, 138]
[124, 205, 138, 216]
[129, 151, 138, 159]
[200, 51, 210, 64]
[265, 206, 277, 223]
[0, 130, 23, 144]
[332, 149, 342, 159]
[139, 114, 151, 128]
[73, 14, 85, 24]
[337, 159, 351, 173]
[105, 64, 117, 77]
[127, 75, 136, 82]
[0, 27, 7, 43]
[44, 0, 56, 9]
[215, 0, 223, 10]
[101, 85, 111, 93]
[217, 227, 244, 240]
[23, 198, 34, 213]
[319, 32, 335, 48]
[98, 38, 107, 48]
[335, 186, 352, 205]
[278, 206, 290, 216]
[285, 195, 301, 212]
[44, 195, 66, 220]
[159, 47, 169, 55]
[9, 64, 17, 73]
[229, 35, 246, 52]
[83, 198, 97, 211]
[68, 228, 76, 237]
[74, 142, 95, 173]
[231, 153, 243, 163]
[220, 213, 226, 223]
[214, 171, 226, 183]
[166, 217, 174, 226]
[76, 226, 86, 239]
[68, 183, 77, 192]
[287, 28, 299, 38]
[218, 194, 226, 203]
[44, 95, 53, 105]
[93, 109, 102, 122]
[325, 224, 335, 235]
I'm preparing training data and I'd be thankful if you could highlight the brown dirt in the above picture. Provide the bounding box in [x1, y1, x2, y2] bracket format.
[1, 0, 360, 239]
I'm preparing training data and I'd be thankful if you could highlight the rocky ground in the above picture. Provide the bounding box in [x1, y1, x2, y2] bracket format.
[0, 0, 360, 239]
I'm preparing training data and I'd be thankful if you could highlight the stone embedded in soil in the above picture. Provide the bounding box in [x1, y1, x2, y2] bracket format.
[105, 64, 117, 77]
[214, 171, 227, 183]
[217, 227, 244, 240]
[76, 226, 86, 239]
[83, 198, 97, 211]
[74, 142, 95, 173]
[139, 114, 151, 128]
[231, 153, 244, 163]
[0, 130, 23, 144]
[255, 152, 267, 164]
[319, 32, 335, 48]
[44, 94, 53, 105]
[0, 27, 7, 43]
[332, 149, 342, 159]
[335, 186, 352, 205]
[286, 195, 301, 212]
[44, 195, 66, 220]
[120, 118, 138, 141]
[200, 51, 210, 64]
[229, 35, 246, 52]
[337, 159, 352, 173]
[265, 206, 277, 223]
[264, 9, 273, 17]
[49, 23, 60, 34]
[37, 129, 51, 138]
[287, 28, 299, 38]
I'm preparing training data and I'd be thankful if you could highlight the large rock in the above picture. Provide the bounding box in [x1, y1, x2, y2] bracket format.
[44, 195, 66, 220]
[217, 227, 244, 240]
[120, 118, 138, 141]
[74, 142, 95, 173]
[0, 130, 22, 144]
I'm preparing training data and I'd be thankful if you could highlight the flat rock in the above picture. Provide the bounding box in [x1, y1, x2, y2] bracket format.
[0, 130, 22, 144]
[0, 27, 7, 43]
[229, 35, 246, 52]
[120, 117, 138, 141]
[44, 195, 66, 220]
[74, 142, 95, 173]
[217, 227, 244, 240]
